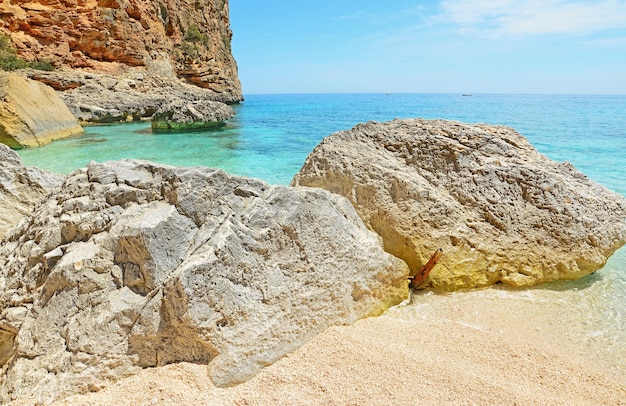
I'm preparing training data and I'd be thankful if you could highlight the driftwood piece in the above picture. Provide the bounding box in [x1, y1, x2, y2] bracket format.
[408, 248, 443, 289]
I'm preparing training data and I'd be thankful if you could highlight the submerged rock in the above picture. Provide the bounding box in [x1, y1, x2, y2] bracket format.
[0, 72, 83, 147]
[0, 160, 407, 403]
[0, 144, 64, 238]
[151, 98, 235, 130]
[292, 118, 626, 290]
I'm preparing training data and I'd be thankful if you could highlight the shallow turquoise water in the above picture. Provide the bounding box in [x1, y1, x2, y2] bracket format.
[18, 94, 626, 195]
[17, 93, 626, 361]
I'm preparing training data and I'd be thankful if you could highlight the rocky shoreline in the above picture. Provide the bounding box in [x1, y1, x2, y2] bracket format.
[1, 0, 625, 403]
[0, 0, 242, 100]
[26, 57, 239, 125]
[0, 60, 238, 147]
[0, 118, 625, 403]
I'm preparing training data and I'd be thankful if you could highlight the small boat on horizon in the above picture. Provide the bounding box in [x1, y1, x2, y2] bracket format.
[462, 93, 472, 96]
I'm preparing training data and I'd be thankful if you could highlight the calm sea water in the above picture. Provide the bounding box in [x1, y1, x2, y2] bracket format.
[18, 94, 626, 194]
[18, 93, 626, 365]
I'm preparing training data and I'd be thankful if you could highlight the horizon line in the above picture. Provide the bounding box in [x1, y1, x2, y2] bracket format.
[239, 91, 626, 97]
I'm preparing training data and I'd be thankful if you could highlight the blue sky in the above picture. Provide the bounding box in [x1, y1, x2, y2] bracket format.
[229, 1, 626, 94]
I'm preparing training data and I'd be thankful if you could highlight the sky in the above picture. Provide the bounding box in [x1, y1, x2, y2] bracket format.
[229, 1, 626, 95]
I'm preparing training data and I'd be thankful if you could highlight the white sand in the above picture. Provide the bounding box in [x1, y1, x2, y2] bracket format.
[50, 288, 625, 406]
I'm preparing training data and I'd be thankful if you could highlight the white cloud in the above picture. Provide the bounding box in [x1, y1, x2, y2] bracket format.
[441, 0, 626, 35]
[332, 10, 367, 21]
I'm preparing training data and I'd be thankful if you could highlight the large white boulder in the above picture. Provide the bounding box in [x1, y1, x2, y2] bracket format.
[292, 119, 626, 290]
[0, 159, 407, 403]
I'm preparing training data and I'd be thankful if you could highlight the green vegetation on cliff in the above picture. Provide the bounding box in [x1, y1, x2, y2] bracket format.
[0, 34, 53, 71]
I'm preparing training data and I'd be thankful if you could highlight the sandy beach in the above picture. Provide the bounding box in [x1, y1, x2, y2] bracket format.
[49, 285, 626, 406]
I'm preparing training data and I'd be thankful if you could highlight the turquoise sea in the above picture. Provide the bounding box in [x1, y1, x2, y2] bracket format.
[18, 93, 626, 368]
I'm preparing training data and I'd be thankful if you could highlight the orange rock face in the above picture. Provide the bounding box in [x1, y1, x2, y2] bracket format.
[0, 0, 242, 101]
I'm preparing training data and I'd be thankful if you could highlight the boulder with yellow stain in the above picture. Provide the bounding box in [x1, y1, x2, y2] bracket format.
[292, 119, 626, 290]
[0, 72, 83, 148]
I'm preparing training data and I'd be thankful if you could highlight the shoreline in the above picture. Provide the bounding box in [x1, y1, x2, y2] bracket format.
[3, 93, 624, 404]
[50, 284, 626, 406]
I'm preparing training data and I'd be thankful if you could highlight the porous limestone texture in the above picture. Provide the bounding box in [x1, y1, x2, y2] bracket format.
[0, 72, 83, 147]
[292, 118, 626, 290]
[0, 0, 241, 100]
[151, 98, 235, 130]
[0, 159, 408, 403]
[0, 144, 64, 238]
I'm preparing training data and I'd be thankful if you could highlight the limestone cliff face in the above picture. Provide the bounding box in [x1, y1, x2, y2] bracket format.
[0, 0, 242, 102]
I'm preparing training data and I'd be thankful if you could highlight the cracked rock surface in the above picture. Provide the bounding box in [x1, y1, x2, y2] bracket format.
[0, 144, 64, 238]
[292, 118, 626, 290]
[28, 58, 236, 124]
[0, 159, 408, 403]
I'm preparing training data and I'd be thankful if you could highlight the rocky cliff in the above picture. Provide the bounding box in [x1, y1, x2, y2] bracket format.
[0, 0, 242, 103]
[293, 119, 626, 290]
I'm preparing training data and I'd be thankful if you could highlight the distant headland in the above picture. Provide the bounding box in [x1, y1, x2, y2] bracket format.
[0, 0, 242, 146]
